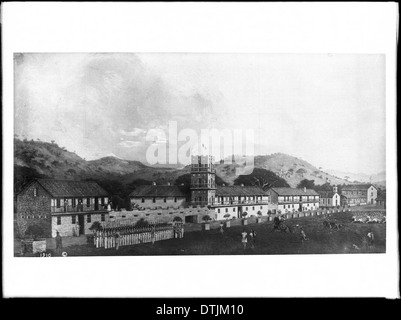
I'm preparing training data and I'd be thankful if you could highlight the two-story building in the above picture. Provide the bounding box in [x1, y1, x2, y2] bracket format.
[16, 179, 110, 237]
[268, 187, 320, 213]
[341, 184, 377, 206]
[212, 185, 271, 220]
[130, 183, 188, 209]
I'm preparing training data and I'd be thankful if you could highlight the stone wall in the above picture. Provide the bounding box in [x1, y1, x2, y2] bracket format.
[106, 206, 213, 226]
[52, 212, 110, 237]
[16, 181, 52, 238]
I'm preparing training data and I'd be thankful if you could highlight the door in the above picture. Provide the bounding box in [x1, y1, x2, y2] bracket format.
[238, 206, 242, 218]
[94, 197, 99, 211]
[78, 215, 85, 235]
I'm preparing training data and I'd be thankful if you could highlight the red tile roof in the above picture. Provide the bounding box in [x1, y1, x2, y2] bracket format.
[341, 184, 375, 191]
[129, 185, 188, 197]
[270, 187, 319, 196]
[216, 186, 268, 196]
[35, 179, 109, 197]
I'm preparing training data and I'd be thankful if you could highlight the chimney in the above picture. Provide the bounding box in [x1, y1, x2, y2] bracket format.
[152, 181, 156, 186]
[304, 187, 306, 193]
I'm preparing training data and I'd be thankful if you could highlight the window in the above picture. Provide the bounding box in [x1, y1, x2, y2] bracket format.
[218, 209, 220, 213]
[164, 197, 167, 203]
[246, 207, 248, 211]
[57, 216, 61, 225]
[86, 197, 90, 207]
[56, 198, 61, 208]
[101, 197, 105, 205]
[72, 198, 76, 207]
[141, 198, 145, 203]
[33, 187, 38, 197]
[174, 197, 177, 203]
[260, 206, 263, 209]
[225, 208, 228, 213]
[72, 215, 76, 224]
[101, 214, 105, 222]
[153, 197, 156, 203]
[233, 208, 236, 212]
[284, 205, 286, 209]
[87, 215, 91, 223]
[252, 206, 255, 210]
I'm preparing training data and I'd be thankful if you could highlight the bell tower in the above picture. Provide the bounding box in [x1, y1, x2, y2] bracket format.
[190, 155, 216, 206]
[333, 185, 338, 194]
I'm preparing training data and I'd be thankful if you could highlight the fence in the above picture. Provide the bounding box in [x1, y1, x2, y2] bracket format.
[93, 223, 183, 249]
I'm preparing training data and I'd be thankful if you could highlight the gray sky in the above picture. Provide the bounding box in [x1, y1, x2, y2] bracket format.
[14, 53, 385, 174]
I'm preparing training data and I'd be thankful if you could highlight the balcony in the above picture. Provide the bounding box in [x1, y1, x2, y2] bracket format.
[214, 200, 269, 206]
[51, 204, 109, 214]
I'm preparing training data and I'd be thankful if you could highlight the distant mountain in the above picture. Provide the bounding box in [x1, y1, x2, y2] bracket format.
[326, 169, 386, 186]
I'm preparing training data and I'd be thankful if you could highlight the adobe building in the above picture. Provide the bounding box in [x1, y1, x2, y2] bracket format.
[341, 184, 377, 206]
[16, 179, 110, 238]
[268, 187, 320, 213]
[129, 155, 273, 223]
[317, 185, 341, 208]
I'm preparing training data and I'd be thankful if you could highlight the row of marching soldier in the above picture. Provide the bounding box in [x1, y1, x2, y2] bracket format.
[94, 223, 184, 249]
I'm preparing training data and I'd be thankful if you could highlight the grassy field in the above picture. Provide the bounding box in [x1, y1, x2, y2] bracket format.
[42, 211, 385, 257]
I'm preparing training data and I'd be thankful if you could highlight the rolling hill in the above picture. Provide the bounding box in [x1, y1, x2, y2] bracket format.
[14, 138, 359, 194]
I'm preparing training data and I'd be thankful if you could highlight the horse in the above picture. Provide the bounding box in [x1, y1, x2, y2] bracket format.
[272, 222, 292, 233]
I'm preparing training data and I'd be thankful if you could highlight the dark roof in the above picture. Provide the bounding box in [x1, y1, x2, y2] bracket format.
[317, 191, 337, 198]
[270, 187, 319, 196]
[341, 184, 375, 191]
[35, 179, 109, 197]
[216, 186, 269, 197]
[129, 185, 188, 197]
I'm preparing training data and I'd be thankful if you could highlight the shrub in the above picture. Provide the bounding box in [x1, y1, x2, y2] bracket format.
[257, 210, 262, 216]
[223, 213, 231, 220]
[241, 212, 248, 219]
[173, 216, 183, 222]
[135, 218, 149, 228]
[25, 223, 46, 240]
[202, 215, 211, 223]
[89, 221, 102, 232]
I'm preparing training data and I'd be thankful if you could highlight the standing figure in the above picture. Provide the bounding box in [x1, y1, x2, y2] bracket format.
[250, 229, 256, 248]
[367, 231, 375, 249]
[115, 231, 120, 250]
[241, 229, 248, 250]
[300, 227, 308, 243]
[219, 222, 224, 236]
[55, 231, 63, 256]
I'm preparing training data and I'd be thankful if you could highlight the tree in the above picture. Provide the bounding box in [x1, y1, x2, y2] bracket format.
[297, 179, 316, 189]
[241, 212, 248, 219]
[135, 218, 149, 228]
[223, 213, 231, 220]
[25, 224, 46, 240]
[89, 221, 102, 233]
[234, 168, 290, 189]
[202, 215, 211, 223]
[296, 168, 307, 177]
[173, 216, 183, 222]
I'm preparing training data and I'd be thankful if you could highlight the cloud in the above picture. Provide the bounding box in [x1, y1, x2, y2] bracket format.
[118, 140, 143, 148]
[118, 128, 146, 136]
